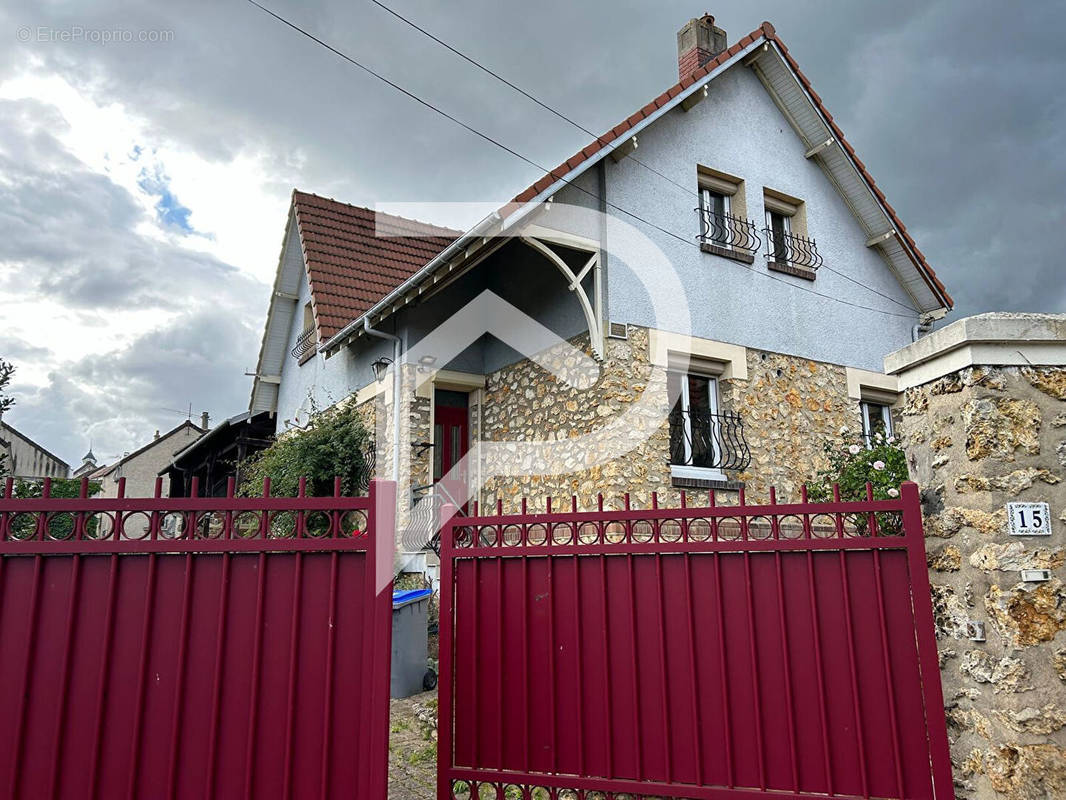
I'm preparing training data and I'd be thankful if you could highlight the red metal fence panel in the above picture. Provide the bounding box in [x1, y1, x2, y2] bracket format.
[437, 483, 954, 800]
[0, 476, 395, 800]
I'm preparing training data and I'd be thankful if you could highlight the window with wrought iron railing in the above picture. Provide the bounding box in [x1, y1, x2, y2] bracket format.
[762, 191, 823, 279]
[290, 325, 316, 360]
[697, 188, 760, 262]
[667, 372, 751, 477]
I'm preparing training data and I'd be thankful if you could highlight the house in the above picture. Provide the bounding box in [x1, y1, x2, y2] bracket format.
[0, 420, 70, 481]
[249, 15, 951, 545]
[90, 419, 205, 498]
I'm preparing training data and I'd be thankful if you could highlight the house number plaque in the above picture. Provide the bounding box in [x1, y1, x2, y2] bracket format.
[1007, 502, 1052, 536]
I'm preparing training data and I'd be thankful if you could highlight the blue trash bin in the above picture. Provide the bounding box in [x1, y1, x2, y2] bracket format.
[391, 588, 433, 698]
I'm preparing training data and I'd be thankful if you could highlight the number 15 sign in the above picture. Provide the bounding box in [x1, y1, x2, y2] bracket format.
[1007, 502, 1052, 536]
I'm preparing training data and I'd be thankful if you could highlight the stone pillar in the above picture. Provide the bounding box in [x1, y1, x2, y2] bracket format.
[886, 313, 1066, 799]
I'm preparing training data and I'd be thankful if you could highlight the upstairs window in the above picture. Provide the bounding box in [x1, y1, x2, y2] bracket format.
[696, 167, 758, 261]
[699, 187, 729, 244]
[861, 401, 893, 447]
[762, 188, 822, 279]
[291, 302, 318, 361]
[765, 206, 791, 263]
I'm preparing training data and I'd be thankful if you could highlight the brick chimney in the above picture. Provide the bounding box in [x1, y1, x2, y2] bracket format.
[677, 14, 727, 79]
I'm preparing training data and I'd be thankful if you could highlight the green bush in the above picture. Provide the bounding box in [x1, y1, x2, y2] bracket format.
[238, 402, 373, 498]
[11, 477, 102, 539]
[807, 428, 909, 535]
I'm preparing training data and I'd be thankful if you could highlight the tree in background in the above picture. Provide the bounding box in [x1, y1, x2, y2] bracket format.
[239, 402, 374, 498]
[0, 359, 15, 480]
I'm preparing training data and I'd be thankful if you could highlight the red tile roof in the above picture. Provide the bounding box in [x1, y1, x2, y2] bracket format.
[291, 191, 459, 340]
[508, 21, 952, 308]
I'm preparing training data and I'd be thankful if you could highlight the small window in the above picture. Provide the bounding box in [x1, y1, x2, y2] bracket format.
[699, 187, 730, 245]
[302, 302, 314, 335]
[765, 208, 791, 263]
[861, 401, 893, 447]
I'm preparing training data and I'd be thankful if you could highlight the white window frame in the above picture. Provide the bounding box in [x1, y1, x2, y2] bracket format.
[699, 187, 731, 248]
[861, 401, 894, 448]
[670, 371, 726, 482]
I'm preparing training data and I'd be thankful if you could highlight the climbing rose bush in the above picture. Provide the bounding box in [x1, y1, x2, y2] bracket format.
[808, 427, 909, 504]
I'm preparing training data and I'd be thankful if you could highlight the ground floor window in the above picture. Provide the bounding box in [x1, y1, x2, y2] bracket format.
[861, 400, 893, 447]
[668, 371, 723, 474]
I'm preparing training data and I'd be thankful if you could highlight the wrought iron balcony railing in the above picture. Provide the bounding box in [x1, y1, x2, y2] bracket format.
[696, 209, 761, 255]
[668, 409, 751, 472]
[763, 227, 824, 272]
[290, 326, 317, 359]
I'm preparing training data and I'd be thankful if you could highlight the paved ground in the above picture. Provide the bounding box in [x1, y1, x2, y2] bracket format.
[388, 690, 438, 799]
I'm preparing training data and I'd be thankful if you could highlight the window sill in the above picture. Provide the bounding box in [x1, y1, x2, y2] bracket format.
[670, 465, 744, 492]
[700, 241, 755, 264]
[767, 260, 817, 280]
[669, 473, 746, 492]
[298, 349, 317, 366]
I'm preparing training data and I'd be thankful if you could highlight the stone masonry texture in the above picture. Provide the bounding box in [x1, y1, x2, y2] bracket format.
[476, 326, 868, 511]
[900, 366, 1066, 799]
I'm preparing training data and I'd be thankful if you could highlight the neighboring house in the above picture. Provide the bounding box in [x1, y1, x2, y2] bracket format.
[0, 420, 70, 480]
[160, 411, 275, 497]
[91, 420, 205, 498]
[249, 16, 952, 534]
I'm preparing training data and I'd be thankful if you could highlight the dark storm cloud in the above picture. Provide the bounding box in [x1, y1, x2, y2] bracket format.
[5, 0, 1061, 312]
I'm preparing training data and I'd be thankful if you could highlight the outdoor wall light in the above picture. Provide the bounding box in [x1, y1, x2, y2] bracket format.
[418, 354, 437, 373]
[371, 357, 393, 381]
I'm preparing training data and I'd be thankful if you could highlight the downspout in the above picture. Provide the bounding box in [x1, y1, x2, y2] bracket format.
[363, 318, 402, 484]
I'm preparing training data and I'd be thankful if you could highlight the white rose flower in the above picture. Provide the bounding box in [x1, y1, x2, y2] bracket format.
[888, 487, 899, 497]
[848, 444, 861, 455]
[873, 460, 885, 470]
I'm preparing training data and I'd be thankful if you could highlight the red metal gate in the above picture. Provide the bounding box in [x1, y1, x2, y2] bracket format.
[0, 476, 395, 800]
[437, 483, 954, 800]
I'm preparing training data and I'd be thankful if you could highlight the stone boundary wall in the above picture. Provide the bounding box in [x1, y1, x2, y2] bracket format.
[899, 365, 1065, 799]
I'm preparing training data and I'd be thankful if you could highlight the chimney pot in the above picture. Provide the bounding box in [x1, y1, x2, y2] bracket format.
[154, 429, 160, 440]
[201, 411, 210, 430]
[677, 14, 728, 80]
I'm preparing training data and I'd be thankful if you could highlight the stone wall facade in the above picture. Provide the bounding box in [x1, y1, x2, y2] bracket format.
[899, 366, 1066, 799]
[474, 325, 872, 511]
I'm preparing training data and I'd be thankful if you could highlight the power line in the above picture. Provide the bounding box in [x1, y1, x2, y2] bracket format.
[241, 0, 917, 319]
[366, 0, 919, 314]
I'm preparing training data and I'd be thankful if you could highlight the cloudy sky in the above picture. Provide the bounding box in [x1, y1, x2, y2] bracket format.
[0, 0, 1062, 467]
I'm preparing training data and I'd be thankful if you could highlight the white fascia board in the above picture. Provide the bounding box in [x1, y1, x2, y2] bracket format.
[762, 41, 949, 312]
[249, 205, 298, 413]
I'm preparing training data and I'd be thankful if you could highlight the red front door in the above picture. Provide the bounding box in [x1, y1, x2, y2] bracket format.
[433, 390, 469, 507]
